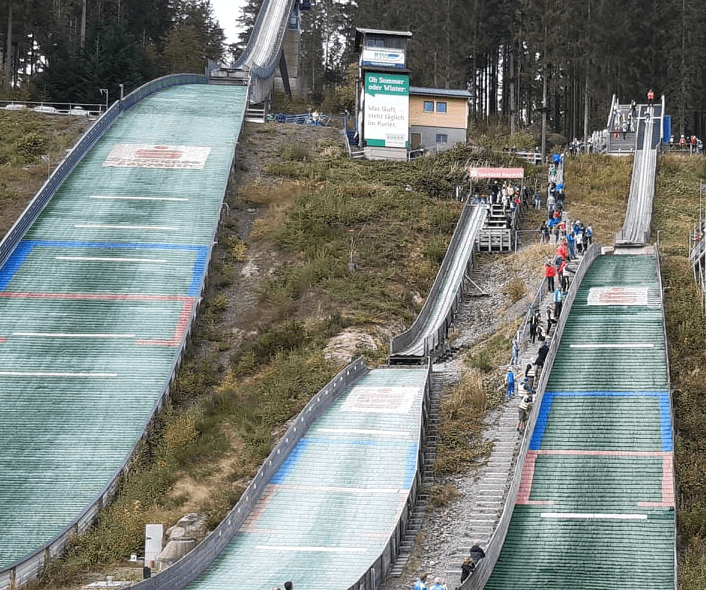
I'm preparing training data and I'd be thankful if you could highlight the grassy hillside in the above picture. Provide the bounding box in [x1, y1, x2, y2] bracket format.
[0, 116, 702, 589]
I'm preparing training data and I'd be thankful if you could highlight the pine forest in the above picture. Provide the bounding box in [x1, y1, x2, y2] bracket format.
[0, 0, 704, 141]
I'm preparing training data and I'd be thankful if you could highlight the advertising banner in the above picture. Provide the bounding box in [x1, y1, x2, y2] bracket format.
[364, 73, 409, 148]
[469, 167, 525, 179]
[361, 48, 405, 69]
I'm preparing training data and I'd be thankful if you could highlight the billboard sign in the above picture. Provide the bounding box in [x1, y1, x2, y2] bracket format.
[364, 73, 409, 148]
[361, 48, 405, 69]
[469, 167, 525, 179]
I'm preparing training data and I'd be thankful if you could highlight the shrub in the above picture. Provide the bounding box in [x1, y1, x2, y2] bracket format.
[280, 142, 310, 162]
[429, 483, 461, 507]
[505, 277, 527, 303]
[17, 132, 45, 161]
[422, 235, 450, 265]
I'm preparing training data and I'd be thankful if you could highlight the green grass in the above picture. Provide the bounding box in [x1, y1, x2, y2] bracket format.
[653, 153, 706, 589]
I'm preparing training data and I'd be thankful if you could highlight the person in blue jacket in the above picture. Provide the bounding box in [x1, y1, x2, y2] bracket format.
[506, 367, 516, 399]
[553, 287, 564, 318]
[566, 230, 576, 259]
[414, 572, 429, 590]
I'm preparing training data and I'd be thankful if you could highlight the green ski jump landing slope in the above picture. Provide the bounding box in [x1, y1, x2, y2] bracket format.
[486, 254, 674, 590]
[0, 84, 247, 568]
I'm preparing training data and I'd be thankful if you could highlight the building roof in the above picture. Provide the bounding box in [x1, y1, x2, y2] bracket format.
[355, 27, 413, 38]
[410, 86, 472, 99]
[354, 28, 413, 53]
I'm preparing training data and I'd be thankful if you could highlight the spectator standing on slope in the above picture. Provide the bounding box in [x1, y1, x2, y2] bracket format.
[470, 543, 486, 566]
[535, 341, 550, 375]
[524, 363, 536, 390]
[553, 286, 564, 318]
[585, 224, 593, 246]
[517, 391, 534, 432]
[575, 225, 585, 255]
[545, 305, 556, 335]
[529, 311, 539, 344]
[566, 231, 576, 260]
[506, 367, 516, 399]
[545, 262, 556, 292]
[460, 557, 475, 584]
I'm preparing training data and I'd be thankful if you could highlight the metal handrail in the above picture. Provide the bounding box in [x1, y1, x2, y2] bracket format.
[462, 242, 602, 590]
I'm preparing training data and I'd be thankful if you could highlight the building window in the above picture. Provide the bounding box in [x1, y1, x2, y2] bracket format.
[436, 101, 447, 113]
[423, 101, 434, 112]
[436, 134, 448, 144]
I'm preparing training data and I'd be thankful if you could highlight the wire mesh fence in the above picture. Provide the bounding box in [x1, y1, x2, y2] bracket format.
[513, 228, 547, 252]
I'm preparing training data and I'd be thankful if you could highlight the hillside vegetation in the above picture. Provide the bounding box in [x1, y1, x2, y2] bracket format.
[0, 117, 703, 589]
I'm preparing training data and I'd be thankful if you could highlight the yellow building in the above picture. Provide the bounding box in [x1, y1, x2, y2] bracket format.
[409, 87, 471, 153]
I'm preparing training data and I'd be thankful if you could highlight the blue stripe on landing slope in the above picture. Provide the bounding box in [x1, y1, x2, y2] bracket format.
[404, 444, 419, 489]
[270, 439, 310, 484]
[658, 392, 673, 451]
[0, 242, 33, 291]
[0, 240, 208, 297]
[269, 437, 419, 487]
[530, 391, 673, 451]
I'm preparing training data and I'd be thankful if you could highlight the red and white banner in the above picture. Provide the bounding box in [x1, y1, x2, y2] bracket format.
[587, 286, 649, 306]
[469, 167, 525, 179]
[104, 144, 211, 169]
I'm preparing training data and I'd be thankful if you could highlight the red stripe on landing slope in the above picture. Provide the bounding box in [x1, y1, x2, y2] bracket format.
[516, 449, 674, 508]
[517, 451, 539, 505]
[638, 454, 674, 507]
[0, 292, 194, 347]
[135, 299, 194, 346]
[238, 484, 278, 533]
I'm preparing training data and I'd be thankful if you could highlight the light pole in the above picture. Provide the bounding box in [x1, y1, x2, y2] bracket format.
[40, 154, 50, 178]
[348, 229, 356, 272]
[100, 88, 108, 113]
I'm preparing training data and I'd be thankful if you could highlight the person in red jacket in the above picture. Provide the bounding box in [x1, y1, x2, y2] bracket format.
[556, 239, 569, 261]
[647, 89, 654, 106]
[544, 261, 556, 292]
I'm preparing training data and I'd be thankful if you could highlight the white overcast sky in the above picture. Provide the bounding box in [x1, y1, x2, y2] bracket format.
[211, 0, 248, 45]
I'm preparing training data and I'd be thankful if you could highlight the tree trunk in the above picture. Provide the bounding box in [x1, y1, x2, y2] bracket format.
[510, 44, 515, 135]
[583, 72, 589, 145]
[81, 0, 87, 49]
[4, 0, 12, 90]
[445, 0, 450, 88]
[541, 23, 548, 160]
[679, 0, 686, 136]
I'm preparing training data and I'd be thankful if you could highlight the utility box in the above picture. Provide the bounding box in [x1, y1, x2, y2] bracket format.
[144, 524, 164, 569]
